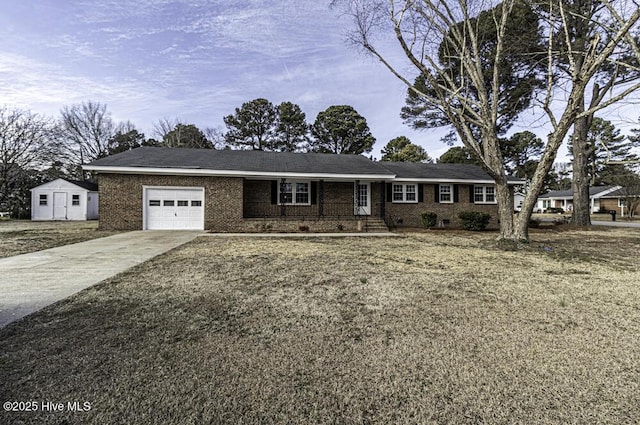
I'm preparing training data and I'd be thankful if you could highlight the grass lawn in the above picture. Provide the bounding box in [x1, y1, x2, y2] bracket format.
[1, 228, 640, 424]
[0, 220, 120, 258]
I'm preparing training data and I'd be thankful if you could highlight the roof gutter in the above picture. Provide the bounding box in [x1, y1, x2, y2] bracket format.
[81, 165, 395, 181]
[388, 178, 522, 185]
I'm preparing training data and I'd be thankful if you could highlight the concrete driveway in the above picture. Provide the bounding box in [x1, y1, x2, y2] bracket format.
[0, 231, 200, 328]
[592, 220, 640, 228]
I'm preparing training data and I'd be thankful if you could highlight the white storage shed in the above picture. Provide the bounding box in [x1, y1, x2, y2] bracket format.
[31, 178, 99, 221]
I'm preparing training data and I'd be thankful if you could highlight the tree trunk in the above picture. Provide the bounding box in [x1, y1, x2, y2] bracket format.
[571, 115, 592, 226]
[495, 179, 515, 239]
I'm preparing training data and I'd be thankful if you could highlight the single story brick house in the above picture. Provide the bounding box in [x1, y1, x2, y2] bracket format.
[536, 185, 630, 215]
[83, 147, 520, 232]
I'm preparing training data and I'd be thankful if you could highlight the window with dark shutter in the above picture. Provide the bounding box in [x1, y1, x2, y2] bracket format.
[311, 181, 317, 205]
[271, 181, 277, 204]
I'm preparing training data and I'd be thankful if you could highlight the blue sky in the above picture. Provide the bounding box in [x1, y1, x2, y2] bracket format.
[0, 0, 451, 159]
[1, 1, 638, 162]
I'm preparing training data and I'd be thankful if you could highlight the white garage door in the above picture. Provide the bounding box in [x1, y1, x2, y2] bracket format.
[145, 188, 204, 230]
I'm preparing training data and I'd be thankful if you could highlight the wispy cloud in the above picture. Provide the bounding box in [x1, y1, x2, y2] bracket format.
[0, 0, 457, 157]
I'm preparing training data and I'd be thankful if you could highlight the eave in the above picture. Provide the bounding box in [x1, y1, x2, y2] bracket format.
[82, 165, 395, 181]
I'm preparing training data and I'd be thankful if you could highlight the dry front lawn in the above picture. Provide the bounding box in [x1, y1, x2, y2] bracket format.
[0, 220, 119, 258]
[1, 228, 640, 424]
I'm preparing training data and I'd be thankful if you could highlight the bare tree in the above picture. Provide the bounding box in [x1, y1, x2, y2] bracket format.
[540, 0, 640, 226]
[153, 117, 183, 145]
[336, 0, 640, 241]
[59, 101, 115, 177]
[204, 127, 227, 149]
[609, 165, 640, 218]
[0, 107, 58, 215]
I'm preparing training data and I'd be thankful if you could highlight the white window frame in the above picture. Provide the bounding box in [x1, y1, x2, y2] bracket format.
[71, 194, 80, 206]
[474, 185, 497, 204]
[278, 180, 311, 205]
[439, 184, 453, 203]
[392, 183, 418, 203]
[39, 194, 48, 206]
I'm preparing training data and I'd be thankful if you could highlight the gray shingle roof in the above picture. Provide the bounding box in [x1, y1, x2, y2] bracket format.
[67, 179, 98, 191]
[87, 147, 393, 176]
[378, 161, 521, 182]
[602, 187, 640, 197]
[85, 147, 520, 183]
[538, 186, 618, 199]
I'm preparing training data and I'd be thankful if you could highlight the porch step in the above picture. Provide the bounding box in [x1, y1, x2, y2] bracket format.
[363, 218, 389, 232]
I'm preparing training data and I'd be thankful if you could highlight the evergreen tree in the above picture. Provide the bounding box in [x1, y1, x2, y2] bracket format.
[568, 118, 638, 185]
[500, 131, 544, 180]
[163, 124, 212, 149]
[437, 146, 480, 165]
[275, 102, 309, 152]
[381, 136, 432, 162]
[309, 105, 375, 154]
[223, 98, 278, 151]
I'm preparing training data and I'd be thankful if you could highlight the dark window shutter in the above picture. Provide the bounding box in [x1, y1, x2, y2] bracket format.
[386, 183, 392, 202]
[418, 183, 424, 203]
[469, 185, 475, 203]
[311, 181, 317, 205]
[271, 181, 277, 204]
[453, 185, 459, 203]
[434, 184, 440, 203]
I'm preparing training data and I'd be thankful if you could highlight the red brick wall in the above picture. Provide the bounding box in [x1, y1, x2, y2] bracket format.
[599, 198, 621, 215]
[242, 180, 385, 219]
[98, 174, 244, 231]
[98, 174, 502, 231]
[385, 183, 500, 228]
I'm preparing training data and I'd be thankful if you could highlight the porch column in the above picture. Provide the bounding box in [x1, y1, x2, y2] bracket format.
[355, 179, 360, 216]
[380, 181, 386, 219]
[319, 180, 324, 217]
[279, 178, 286, 217]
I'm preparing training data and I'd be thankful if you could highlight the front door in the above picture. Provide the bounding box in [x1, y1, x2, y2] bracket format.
[354, 182, 371, 216]
[53, 192, 67, 219]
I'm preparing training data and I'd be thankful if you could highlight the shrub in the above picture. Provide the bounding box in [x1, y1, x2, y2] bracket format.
[545, 207, 564, 214]
[421, 212, 437, 228]
[458, 211, 491, 231]
[298, 225, 309, 232]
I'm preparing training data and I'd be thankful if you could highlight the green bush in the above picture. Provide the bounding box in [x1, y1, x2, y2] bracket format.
[458, 211, 491, 231]
[421, 212, 437, 228]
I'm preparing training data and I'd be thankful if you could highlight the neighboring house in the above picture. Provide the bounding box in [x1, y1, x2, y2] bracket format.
[513, 190, 525, 212]
[83, 147, 521, 232]
[536, 185, 626, 214]
[31, 178, 99, 221]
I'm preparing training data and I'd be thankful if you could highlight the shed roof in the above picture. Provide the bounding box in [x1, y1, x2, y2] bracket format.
[31, 178, 98, 192]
